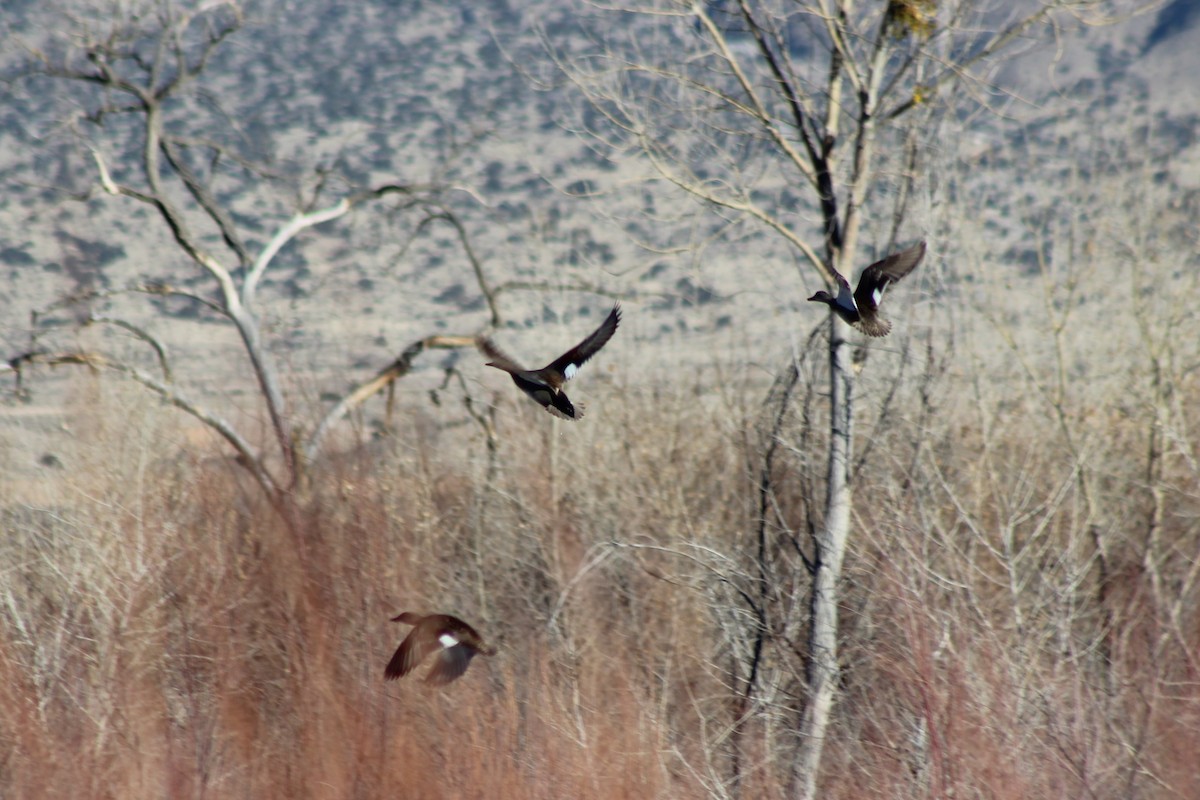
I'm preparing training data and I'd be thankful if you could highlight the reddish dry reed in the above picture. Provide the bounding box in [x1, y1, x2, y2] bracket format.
[1, 331, 1197, 799]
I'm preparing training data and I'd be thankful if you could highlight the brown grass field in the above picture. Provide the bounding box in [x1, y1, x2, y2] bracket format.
[2, 239, 1199, 800]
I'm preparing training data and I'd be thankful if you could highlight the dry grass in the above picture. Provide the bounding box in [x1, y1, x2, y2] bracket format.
[2, 265, 1199, 799]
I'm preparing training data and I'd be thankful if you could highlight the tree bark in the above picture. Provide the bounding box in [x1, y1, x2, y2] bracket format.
[794, 318, 854, 800]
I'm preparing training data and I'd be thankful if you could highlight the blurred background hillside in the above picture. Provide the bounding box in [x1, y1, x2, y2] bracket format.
[1, 1, 1197, 797]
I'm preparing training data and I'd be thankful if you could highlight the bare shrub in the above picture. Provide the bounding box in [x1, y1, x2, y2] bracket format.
[3, 247, 1199, 798]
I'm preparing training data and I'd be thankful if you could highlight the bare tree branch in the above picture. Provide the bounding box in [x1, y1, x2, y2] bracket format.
[5, 350, 280, 503]
[243, 199, 350, 310]
[411, 210, 502, 328]
[160, 135, 251, 269]
[303, 335, 476, 463]
[84, 315, 173, 382]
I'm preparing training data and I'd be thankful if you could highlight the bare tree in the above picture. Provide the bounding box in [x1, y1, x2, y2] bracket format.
[552, 0, 1112, 795]
[4, 2, 494, 530]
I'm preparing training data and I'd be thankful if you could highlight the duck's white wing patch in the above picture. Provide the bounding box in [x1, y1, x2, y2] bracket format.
[871, 287, 883, 307]
[438, 633, 460, 649]
[563, 363, 578, 381]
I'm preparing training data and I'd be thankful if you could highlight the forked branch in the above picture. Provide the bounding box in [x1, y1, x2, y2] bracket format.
[5, 350, 281, 503]
[303, 335, 477, 463]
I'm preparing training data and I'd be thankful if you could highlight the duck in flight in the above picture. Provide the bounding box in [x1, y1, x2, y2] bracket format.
[384, 612, 496, 686]
[807, 241, 926, 337]
[478, 303, 621, 420]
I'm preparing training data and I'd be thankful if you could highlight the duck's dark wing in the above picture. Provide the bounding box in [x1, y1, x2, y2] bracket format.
[384, 623, 439, 681]
[854, 240, 926, 312]
[425, 645, 474, 685]
[545, 304, 621, 379]
[477, 336, 527, 374]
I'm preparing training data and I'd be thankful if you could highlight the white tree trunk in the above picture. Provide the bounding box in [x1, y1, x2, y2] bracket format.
[794, 319, 854, 800]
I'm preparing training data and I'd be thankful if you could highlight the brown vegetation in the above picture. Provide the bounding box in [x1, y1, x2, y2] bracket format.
[2, 274, 1198, 798]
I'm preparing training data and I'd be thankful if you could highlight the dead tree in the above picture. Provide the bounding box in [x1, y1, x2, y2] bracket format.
[6, 3, 491, 529]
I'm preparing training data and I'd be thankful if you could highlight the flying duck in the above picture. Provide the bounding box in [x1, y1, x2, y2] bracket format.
[478, 303, 621, 420]
[384, 612, 496, 685]
[807, 240, 926, 337]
